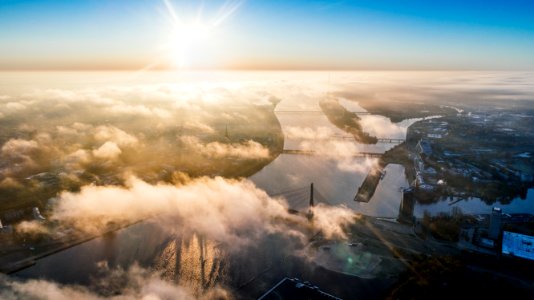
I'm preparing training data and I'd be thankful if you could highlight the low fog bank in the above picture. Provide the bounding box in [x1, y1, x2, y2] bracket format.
[0, 81, 289, 212]
[4, 175, 357, 299]
[32, 176, 356, 247]
[333, 71, 534, 121]
[1, 264, 232, 300]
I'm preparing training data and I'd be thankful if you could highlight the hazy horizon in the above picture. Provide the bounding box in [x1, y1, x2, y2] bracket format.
[1, 0, 534, 71]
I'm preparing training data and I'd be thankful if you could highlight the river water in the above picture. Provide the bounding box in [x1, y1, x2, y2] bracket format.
[250, 95, 416, 217]
[414, 190, 534, 217]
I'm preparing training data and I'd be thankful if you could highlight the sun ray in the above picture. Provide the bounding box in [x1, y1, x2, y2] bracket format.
[136, 0, 246, 71]
[212, 0, 245, 27]
[163, 0, 181, 26]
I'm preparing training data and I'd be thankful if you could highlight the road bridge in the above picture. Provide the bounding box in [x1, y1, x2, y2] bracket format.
[275, 110, 370, 115]
[282, 149, 383, 158]
[330, 136, 404, 144]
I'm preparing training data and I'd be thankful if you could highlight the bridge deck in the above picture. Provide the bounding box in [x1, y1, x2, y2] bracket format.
[282, 149, 383, 157]
[275, 110, 370, 115]
[284, 135, 404, 144]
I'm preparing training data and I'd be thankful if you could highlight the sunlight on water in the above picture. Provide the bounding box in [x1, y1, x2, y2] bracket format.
[154, 234, 226, 295]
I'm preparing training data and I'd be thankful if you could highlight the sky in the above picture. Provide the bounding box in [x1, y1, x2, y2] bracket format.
[1, 0, 534, 70]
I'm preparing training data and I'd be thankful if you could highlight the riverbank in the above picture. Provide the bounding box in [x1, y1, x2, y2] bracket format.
[0, 219, 144, 274]
[319, 98, 378, 144]
[354, 142, 415, 203]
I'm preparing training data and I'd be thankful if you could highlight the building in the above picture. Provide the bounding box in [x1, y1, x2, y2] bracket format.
[489, 207, 502, 240]
[399, 188, 415, 224]
[257, 277, 342, 300]
[502, 231, 534, 261]
[416, 139, 432, 156]
[427, 133, 442, 139]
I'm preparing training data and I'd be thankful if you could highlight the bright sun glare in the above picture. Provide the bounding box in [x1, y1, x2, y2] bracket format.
[169, 22, 211, 68]
[159, 0, 243, 69]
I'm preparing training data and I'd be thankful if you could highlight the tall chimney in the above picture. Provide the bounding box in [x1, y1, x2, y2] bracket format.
[309, 183, 314, 207]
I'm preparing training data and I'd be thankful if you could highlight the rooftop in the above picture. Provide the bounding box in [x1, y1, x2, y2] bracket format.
[258, 277, 342, 300]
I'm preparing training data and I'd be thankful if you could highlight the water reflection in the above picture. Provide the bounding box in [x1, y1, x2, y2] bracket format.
[14, 218, 302, 297]
[14, 222, 232, 297]
[252, 95, 412, 218]
[339, 98, 422, 153]
[414, 189, 534, 217]
[154, 233, 227, 295]
[15, 221, 172, 285]
[251, 154, 369, 209]
[352, 164, 409, 217]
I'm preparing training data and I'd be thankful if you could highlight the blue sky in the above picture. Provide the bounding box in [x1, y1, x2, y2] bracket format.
[1, 0, 533, 69]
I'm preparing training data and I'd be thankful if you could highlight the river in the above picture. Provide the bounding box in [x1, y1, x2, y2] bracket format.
[414, 190, 534, 217]
[250, 96, 417, 217]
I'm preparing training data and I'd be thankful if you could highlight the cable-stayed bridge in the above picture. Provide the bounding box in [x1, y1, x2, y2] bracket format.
[268, 183, 332, 213]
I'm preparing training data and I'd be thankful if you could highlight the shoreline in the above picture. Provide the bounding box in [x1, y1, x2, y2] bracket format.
[1, 219, 144, 274]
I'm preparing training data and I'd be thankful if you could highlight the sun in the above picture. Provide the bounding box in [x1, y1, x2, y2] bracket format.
[168, 22, 212, 68]
[150, 0, 244, 70]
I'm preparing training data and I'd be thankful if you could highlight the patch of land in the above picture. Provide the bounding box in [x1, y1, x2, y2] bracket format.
[319, 98, 378, 144]
[0, 104, 284, 218]
[355, 143, 415, 203]
[335, 93, 458, 122]
[407, 111, 534, 203]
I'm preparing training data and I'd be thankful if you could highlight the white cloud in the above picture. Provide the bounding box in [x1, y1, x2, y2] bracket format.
[201, 140, 270, 159]
[93, 142, 122, 160]
[1, 138, 39, 156]
[0, 139, 40, 175]
[180, 136, 270, 159]
[299, 139, 362, 157]
[0, 264, 230, 300]
[108, 104, 171, 119]
[183, 121, 215, 134]
[94, 126, 138, 147]
[63, 149, 92, 170]
[284, 126, 336, 140]
[6, 102, 26, 110]
[15, 220, 49, 236]
[50, 177, 355, 245]
[359, 115, 407, 139]
[336, 157, 379, 173]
